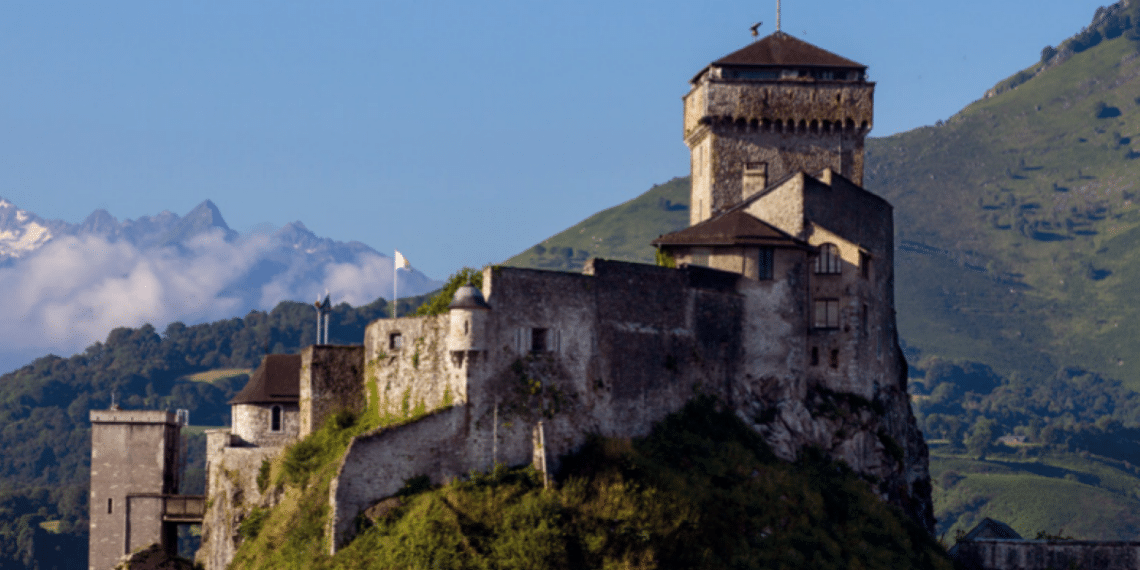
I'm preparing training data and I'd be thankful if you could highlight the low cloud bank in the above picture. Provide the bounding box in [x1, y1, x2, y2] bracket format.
[0, 230, 437, 373]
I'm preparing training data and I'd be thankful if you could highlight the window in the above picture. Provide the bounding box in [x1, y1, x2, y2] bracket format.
[531, 328, 548, 353]
[861, 303, 869, 334]
[464, 320, 469, 335]
[690, 248, 710, 267]
[815, 244, 841, 274]
[830, 349, 839, 369]
[271, 405, 282, 432]
[389, 332, 402, 350]
[859, 251, 871, 279]
[107, 498, 113, 514]
[757, 247, 774, 280]
[813, 299, 840, 329]
[810, 347, 819, 366]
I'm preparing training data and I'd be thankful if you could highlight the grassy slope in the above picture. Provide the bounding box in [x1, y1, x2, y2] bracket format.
[865, 32, 1140, 387]
[504, 177, 689, 271]
[930, 446, 1140, 540]
[232, 400, 953, 570]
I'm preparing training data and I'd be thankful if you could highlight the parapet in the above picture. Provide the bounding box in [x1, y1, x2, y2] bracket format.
[90, 410, 179, 425]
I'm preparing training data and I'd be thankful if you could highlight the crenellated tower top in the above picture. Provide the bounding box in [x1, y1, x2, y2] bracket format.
[684, 32, 874, 225]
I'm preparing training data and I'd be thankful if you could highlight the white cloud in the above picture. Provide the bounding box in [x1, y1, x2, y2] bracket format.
[0, 230, 438, 373]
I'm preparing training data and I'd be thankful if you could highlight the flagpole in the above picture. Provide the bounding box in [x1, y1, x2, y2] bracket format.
[393, 252, 398, 319]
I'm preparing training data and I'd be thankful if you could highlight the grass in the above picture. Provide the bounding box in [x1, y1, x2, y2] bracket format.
[930, 446, 1140, 540]
[232, 398, 954, 570]
[180, 425, 227, 436]
[866, 32, 1140, 387]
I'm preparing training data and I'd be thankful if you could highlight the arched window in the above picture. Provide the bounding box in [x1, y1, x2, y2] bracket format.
[815, 243, 841, 274]
[271, 405, 282, 432]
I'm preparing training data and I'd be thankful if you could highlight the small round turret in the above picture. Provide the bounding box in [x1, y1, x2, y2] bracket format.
[448, 283, 490, 353]
[448, 284, 491, 311]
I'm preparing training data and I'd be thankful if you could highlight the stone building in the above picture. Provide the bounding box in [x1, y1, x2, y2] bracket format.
[228, 354, 302, 447]
[88, 409, 203, 570]
[950, 518, 1140, 570]
[190, 31, 933, 568]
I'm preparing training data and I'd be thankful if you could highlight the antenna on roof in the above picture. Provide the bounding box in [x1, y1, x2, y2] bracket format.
[110, 390, 119, 411]
[776, 0, 782, 33]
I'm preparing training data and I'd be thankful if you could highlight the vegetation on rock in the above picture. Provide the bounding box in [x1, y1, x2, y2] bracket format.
[232, 398, 954, 570]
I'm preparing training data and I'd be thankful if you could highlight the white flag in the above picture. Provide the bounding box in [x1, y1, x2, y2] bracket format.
[395, 250, 412, 271]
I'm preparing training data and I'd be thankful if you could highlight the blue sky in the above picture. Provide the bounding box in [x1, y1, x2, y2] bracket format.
[0, 0, 1108, 280]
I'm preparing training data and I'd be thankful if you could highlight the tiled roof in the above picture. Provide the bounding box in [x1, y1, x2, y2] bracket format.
[229, 354, 301, 405]
[652, 210, 807, 247]
[713, 32, 865, 69]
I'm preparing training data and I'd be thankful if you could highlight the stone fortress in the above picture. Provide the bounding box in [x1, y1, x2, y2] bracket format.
[90, 32, 938, 570]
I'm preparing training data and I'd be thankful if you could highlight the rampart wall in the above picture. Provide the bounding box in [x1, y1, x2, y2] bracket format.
[953, 539, 1140, 570]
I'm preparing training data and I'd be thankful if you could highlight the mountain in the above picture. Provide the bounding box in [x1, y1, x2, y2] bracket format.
[504, 176, 689, 269]
[0, 198, 441, 374]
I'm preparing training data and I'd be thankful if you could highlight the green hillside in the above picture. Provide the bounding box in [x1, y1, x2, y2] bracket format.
[504, 176, 689, 270]
[0, 293, 434, 570]
[231, 399, 953, 570]
[931, 446, 1140, 540]
[867, 26, 1140, 388]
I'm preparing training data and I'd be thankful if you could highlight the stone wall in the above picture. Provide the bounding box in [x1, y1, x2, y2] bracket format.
[197, 430, 282, 570]
[328, 261, 758, 550]
[231, 403, 299, 447]
[328, 406, 474, 550]
[954, 539, 1140, 570]
[363, 316, 460, 419]
[300, 345, 365, 436]
[89, 411, 181, 570]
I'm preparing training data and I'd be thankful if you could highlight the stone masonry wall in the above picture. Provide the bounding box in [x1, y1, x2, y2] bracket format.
[685, 80, 874, 137]
[300, 345, 365, 437]
[363, 315, 460, 420]
[89, 411, 180, 570]
[954, 539, 1140, 570]
[328, 262, 753, 551]
[231, 404, 299, 447]
[328, 406, 474, 550]
[197, 430, 282, 570]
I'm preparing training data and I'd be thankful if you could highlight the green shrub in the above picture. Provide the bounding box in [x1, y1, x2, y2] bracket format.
[256, 459, 271, 494]
[239, 507, 268, 542]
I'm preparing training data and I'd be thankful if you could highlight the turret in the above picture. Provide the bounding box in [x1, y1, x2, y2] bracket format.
[447, 283, 491, 353]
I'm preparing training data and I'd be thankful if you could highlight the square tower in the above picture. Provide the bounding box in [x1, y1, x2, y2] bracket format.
[88, 409, 181, 570]
[683, 32, 874, 224]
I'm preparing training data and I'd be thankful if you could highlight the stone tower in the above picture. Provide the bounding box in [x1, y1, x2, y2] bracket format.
[89, 409, 195, 570]
[684, 31, 874, 225]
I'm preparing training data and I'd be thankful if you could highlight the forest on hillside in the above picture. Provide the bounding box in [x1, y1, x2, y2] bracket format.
[0, 291, 435, 569]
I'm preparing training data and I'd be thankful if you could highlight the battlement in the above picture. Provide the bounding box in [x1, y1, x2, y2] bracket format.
[90, 410, 179, 425]
[684, 80, 874, 141]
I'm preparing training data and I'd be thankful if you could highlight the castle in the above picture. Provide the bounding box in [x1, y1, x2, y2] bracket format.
[89, 31, 934, 570]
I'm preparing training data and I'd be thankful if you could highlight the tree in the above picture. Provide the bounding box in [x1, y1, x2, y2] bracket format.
[965, 418, 997, 459]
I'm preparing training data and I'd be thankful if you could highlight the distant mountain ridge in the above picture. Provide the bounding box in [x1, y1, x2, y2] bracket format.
[0, 197, 441, 374]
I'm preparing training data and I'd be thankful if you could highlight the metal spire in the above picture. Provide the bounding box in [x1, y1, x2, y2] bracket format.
[776, 0, 782, 32]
